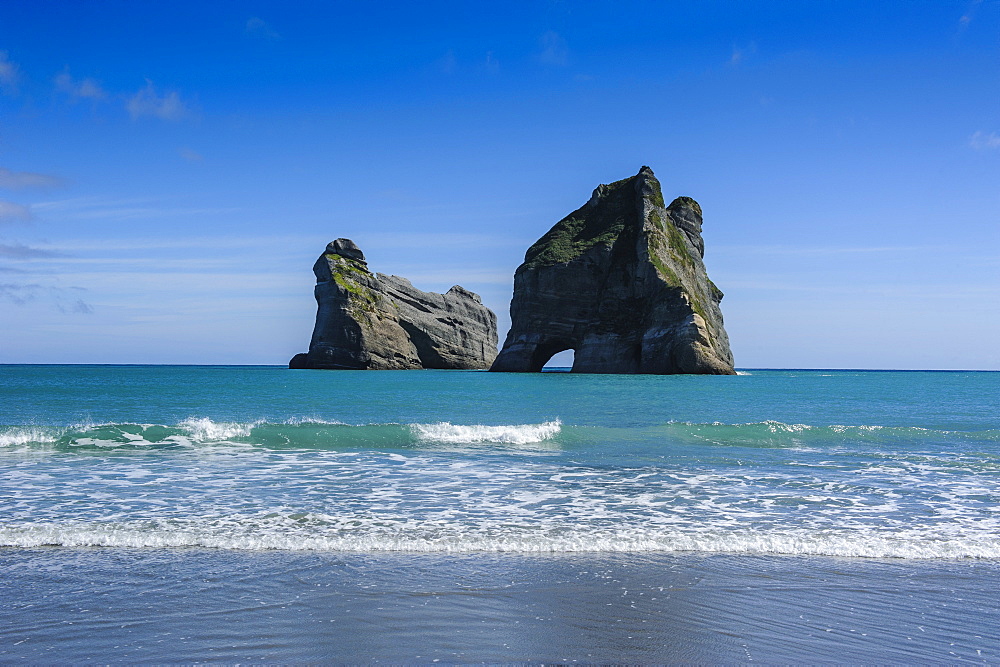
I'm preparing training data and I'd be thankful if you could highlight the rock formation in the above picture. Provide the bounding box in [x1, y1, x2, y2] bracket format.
[490, 166, 735, 374]
[290, 238, 498, 370]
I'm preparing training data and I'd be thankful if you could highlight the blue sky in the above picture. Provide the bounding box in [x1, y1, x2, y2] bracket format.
[1, 0, 998, 369]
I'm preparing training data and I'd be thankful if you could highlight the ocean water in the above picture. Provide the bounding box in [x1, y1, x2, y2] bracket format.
[2, 365, 999, 662]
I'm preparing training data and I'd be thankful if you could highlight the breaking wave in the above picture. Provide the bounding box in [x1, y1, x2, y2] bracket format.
[0, 418, 564, 450]
[2, 517, 998, 559]
[410, 420, 561, 445]
[1, 419, 996, 452]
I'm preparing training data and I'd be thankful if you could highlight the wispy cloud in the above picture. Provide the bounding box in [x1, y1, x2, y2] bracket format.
[718, 278, 1000, 299]
[484, 51, 500, 73]
[0, 51, 20, 94]
[44, 233, 311, 252]
[54, 69, 107, 102]
[0, 51, 21, 95]
[0, 282, 42, 305]
[0, 200, 32, 222]
[0, 167, 66, 190]
[959, 0, 983, 26]
[538, 31, 569, 66]
[60, 296, 93, 314]
[363, 232, 529, 250]
[0, 242, 61, 258]
[711, 243, 930, 257]
[0, 282, 92, 312]
[730, 42, 757, 65]
[32, 196, 238, 222]
[179, 147, 203, 162]
[394, 269, 513, 285]
[126, 80, 190, 121]
[245, 16, 281, 40]
[969, 130, 1000, 150]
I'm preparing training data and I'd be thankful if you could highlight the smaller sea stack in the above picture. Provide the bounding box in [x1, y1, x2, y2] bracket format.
[290, 238, 498, 370]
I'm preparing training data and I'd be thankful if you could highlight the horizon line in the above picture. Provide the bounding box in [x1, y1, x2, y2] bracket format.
[1, 364, 997, 373]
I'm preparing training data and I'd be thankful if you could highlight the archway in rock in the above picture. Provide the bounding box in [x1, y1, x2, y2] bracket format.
[542, 348, 575, 372]
[528, 339, 575, 373]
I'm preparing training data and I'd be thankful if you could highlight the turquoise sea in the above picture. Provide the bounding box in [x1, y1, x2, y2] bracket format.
[2, 365, 999, 662]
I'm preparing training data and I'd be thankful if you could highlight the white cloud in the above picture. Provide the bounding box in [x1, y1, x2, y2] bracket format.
[245, 17, 281, 40]
[0, 200, 32, 222]
[0, 50, 20, 94]
[969, 130, 1000, 150]
[126, 80, 190, 121]
[0, 167, 66, 190]
[54, 69, 107, 102]
[538, 31, 568, 67]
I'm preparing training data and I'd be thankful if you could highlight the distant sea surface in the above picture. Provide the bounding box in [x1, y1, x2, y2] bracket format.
[2, 365, 999, 662]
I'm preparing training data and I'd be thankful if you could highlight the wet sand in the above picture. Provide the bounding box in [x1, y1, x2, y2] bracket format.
[2, 549, 998, 662]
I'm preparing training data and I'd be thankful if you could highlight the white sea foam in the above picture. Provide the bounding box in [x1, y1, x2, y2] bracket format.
[758, 420, 812, 433]
[280, 417, 346, 426]
[178, 417, 259, 441]
[0, 427, 58, 447]
[3, 519, 998, 559]
[410, 420, 561, 445]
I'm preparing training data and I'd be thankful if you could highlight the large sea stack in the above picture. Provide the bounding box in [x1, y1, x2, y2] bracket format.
[290, 239, 498, 370]
[491, 166, 735, 374]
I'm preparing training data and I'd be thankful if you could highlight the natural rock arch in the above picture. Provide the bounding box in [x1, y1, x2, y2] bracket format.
[490, 166, 735, 375]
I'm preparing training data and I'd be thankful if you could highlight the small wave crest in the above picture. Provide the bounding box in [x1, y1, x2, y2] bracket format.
[4, 418, 995, 453]
[660, 420, 1000, 450]
[0, 426, 59, 447]
[410, 420, 562, 445]
[178, 417, 258, 442]
[3, 518, 998, 559]
[1, 418, 564, 451]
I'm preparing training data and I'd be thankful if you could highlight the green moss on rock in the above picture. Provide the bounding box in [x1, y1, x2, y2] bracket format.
[645, 174, 666, 209]
[668, 196, 702, 217]
[650, 252, 681, 287]
[523, 175, 641, 269]
[664, 221, 694, 268]
[326, 254, 377, 311]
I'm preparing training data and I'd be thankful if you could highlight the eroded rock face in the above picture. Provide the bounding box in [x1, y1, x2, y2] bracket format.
[290, 239, 498, 370]
[490, 166, 735, 374]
